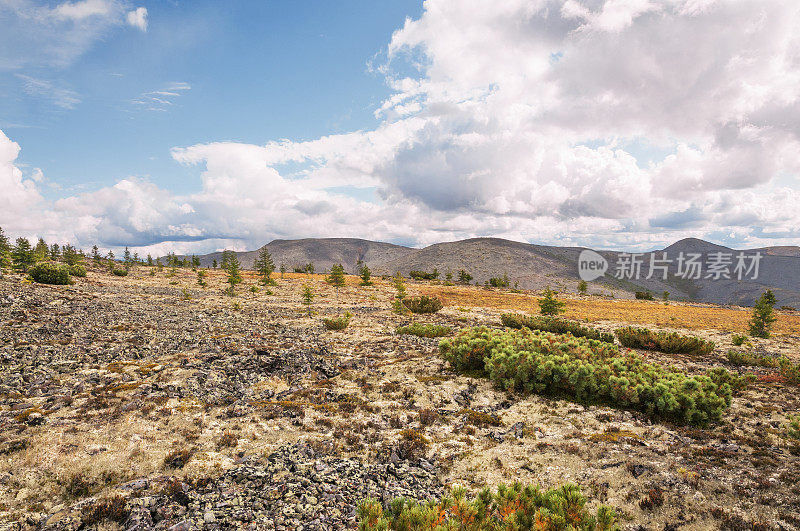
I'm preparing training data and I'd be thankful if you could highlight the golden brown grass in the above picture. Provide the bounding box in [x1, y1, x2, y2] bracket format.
[421, 285, 800, 335]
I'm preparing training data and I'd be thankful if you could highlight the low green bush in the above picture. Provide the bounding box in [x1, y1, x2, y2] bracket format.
[323, 311, 351, 330]
[635, 291, 654, 300]
[440, 327, 732, 425]
[731, 333, 748, 346]
[614, 326, 714, 356]
[409, 269, 438, 280]
[785, 415, 800, 442]
[112, 268, 128, 277]
[502, 313, 615, 344]
[706, 367, 754, 396]
[780, 357, 800, 385]
[28, 262, 71, 285]
[357, 482, 618, 531]
[726, 350, 779, 368]
[489, 274, 509, 287]
[69, 264, 87, 277]
[403, 296, 443, 314]
[396, 323, 452, 338]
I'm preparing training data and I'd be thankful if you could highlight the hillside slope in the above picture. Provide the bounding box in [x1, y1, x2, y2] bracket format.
[180, 237, 800, 307]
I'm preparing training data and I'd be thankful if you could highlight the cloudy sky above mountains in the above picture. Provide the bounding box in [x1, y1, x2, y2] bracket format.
[1, 0, 799, 254]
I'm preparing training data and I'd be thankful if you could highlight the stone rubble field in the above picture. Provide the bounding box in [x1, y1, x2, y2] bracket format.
[0, 267, 799, 530]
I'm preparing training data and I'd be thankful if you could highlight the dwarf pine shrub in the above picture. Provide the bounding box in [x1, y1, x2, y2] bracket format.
[29, 262, 71, 285]
[706, 367, 754, 396]
[780, 357, 800, 385]
[502, 313, 615, 344]
[69, 264, 87, 277]
[112, 268, 128, 277]
[614, 326, 714, 356]
[726, 350, 779, 368]
[396, 323, 452, 338]
[357, 482, 618, 531]
[402, 295, 443, 314]
[323, 311, 351, 330]
[440, 327, 732, 425]
[409, 269, 439, 280]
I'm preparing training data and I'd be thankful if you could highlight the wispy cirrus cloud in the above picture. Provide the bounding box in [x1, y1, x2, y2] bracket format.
[131, 82, 192, 112]
[0, 0, 148, 70]
[15, 74, 81, 109]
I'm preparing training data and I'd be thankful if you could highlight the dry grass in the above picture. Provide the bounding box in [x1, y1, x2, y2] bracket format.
[421, 285, 800, 335]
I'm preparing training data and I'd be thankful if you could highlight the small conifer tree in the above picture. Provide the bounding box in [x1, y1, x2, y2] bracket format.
[458, 269, 472, 284]
[34, 238, 49, 262]
[578, 280, 588, 294]
[538, 287, 566, 316]
[301, 284, 315, 316]
[359, 264, 372, 286]
[327, 263, 346, 287]
[254, 247, 276, 285]
[11, 238, 35, 272]
[0, 228, 11, 272]
[221, 250, 242, 289]
[49, 243, 61, 261]
[280, 264, 286, 278]
[62, 244, 81, 266]
[392, 272, 409, 314]
[749, 290, 777, 338]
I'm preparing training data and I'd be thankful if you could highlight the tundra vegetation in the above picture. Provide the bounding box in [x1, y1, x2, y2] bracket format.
[0, 230, 798, 529]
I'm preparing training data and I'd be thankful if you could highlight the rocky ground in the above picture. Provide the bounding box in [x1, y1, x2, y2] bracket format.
[0, 266, 798, 530]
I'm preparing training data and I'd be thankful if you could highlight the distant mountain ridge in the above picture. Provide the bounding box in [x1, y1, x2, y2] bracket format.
[179, 236, 800, 309]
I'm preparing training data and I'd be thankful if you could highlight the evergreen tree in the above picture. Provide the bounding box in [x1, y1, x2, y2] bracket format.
[392, 272, 409, 314]
[458, 269, 473, 284]
[11, 238, 35, 272]
[578, 280, 588, 294]
[191, 255, 200, 270]
[762, 289, 776, 307]
[749, 291, 777, 338]
[34, 238, 49, 262]
[538, 287, 566, 316]
[221, 250, 242, 288]
[133, 252, 139, 264]
[254, 247, 276, 284]
[147, 254, 153, 266]
[301, 284, 315, 316]
[0, 227, 10, 271]
[49, 243, 61, 261]
[156, 257, 163, 271]
[91, 245, 101, 263]
[306, 262, 315, 275]
[280, 264, 286, 278]
[212, 259, 218, 269]
[62, 244, 81, 266]
[327, 263, 346, 287]
[106, 250, 115, 261]
[359, 263, 372, 286]
[123, 247, 132, 268]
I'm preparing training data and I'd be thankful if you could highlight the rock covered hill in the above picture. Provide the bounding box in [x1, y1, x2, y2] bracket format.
[180, 237, 800, 308]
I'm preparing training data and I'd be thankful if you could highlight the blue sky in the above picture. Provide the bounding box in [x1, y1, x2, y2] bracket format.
[1, 1, 799, 255]
[1, 1, 422, 198]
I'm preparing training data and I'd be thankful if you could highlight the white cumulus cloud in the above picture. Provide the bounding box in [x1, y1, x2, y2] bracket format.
[2, 0, 800, 255]
[126, 6, 147, 31]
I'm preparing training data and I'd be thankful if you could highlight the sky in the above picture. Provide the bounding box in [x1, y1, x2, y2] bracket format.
[1, 0, 800, 256]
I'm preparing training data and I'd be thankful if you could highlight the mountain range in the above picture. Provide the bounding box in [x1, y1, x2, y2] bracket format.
[180, 237, 800, 309]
